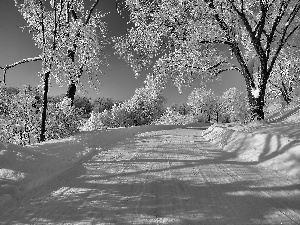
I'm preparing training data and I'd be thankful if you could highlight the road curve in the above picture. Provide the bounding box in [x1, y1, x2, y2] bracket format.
[1, 128, 300, 225]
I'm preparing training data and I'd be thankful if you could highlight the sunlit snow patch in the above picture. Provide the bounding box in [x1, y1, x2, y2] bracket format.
[0, 168, 26, 181]
[251, 88, 260, 98]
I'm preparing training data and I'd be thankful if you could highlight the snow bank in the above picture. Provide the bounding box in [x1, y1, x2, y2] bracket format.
[0, 124, 189, 207]
[202, 123, 300, 179]
[266, 104, 300, 123]
[0, 135, 96, 207]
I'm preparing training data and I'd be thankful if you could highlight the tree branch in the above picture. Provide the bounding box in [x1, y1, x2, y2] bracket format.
[204, 0, 229, 31]
[228, 0, 255, 38]
[285, 1, 300, 26]
[268, 79, 281, 89]
[255, 1, 267, 41]
[214, 66, 242, 77]
[268, 4, 300, 75]
[284, 24, 300, 43]
[85, 0, 100, 25]
[184, 60, 235, 76]
[198, 39, 233, 46]
[0, 56, 42, 83]
[267, 0, 278, 9]
[0, 56, 42, 71]
[266, 1, 289, 58]
[228, 0, 267, 64]
[231, 42, 255, 88]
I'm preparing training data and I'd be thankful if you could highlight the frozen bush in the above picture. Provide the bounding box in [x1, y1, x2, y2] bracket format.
[0, 85, 83, 145]
[153, 107, 195, 125]
[83, 75, 166, 130]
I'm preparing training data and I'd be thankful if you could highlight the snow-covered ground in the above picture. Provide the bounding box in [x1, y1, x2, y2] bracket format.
[0, 124, 189, 207]
[203, 104, 300, 179]
[0, 104, 300, 212]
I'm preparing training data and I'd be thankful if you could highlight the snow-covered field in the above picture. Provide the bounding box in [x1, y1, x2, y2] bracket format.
[0, 105, 300, 213]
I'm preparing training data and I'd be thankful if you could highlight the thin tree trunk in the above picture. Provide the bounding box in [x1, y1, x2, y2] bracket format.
[280, 82, 292, 105]
[40, 71, 50, 142]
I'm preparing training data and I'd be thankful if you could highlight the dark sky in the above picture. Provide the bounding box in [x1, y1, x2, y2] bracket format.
[0, 0, 245, 106]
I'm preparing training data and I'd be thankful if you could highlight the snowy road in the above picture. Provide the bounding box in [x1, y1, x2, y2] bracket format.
[1, 128, 300, 224]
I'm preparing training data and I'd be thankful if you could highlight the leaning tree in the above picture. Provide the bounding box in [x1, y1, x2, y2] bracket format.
[6, 0, 108, 141]
[114, 0, 300, 120]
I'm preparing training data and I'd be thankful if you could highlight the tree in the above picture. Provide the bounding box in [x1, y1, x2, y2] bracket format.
[0, 86, 21, 116]
[85, 74, 167, 129]
[0, 84, 42, 145]
[3, 86, 20, 96]
[170, 103, 179, 112]
[169, 102, 191, 115]
[0, 86, 83, 145]
[114, 0, 300, 121]
[187, 87, 219, 122]
[48, 94, 65, 104]
[92, 97, 115, 113]
[220, 87, 250, 123]
[178, 102, 191, 115]
[61, 0, 108, 105]
[73, 95, 93, 117]
[13, 0, 107, 141]
[1, 0, 107, 96]
[153, 106, 194, 125]
[267, 48, 300, 106]
[116, 74, 166, 126]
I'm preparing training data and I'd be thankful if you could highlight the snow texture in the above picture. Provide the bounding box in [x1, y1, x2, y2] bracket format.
[0, 105, 300, 209]
[251, 87, 260, 98]
[0, 124, 188, 207]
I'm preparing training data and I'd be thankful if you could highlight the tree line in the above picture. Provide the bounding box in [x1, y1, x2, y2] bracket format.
[0, 85, 121, 119]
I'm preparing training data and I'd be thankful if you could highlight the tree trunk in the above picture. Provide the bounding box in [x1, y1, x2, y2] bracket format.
[250, 98, 264, 121]
[65, 66, 83, 106]
[66, 80, 77, 106]
[280, 82, 292, 105]
[244, 78, 265, 121]
[40, 71, 50, 142]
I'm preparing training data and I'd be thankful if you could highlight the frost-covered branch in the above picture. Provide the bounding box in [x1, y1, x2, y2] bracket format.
[0, 56, 42, 83]
[85, 0, 100, 24]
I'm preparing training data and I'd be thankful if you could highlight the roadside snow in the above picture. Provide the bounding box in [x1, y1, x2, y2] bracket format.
[202, 120, 300, 179]
[202, 104, 300, 179]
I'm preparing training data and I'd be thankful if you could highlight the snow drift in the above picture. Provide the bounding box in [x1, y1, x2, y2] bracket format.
[202, 121, 300, 179]
[202, 104, 300, 179]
